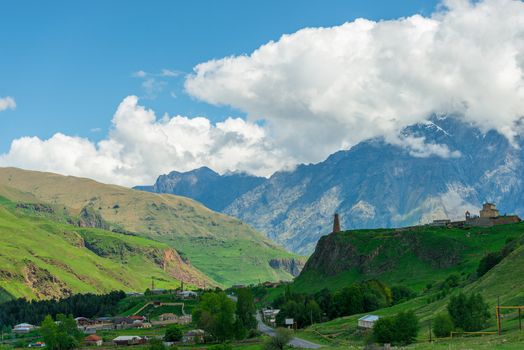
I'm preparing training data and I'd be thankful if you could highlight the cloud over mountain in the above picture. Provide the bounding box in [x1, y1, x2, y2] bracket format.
[0, 96, 290, 186]
[186, 0, 524, 163]
[3, 0, 524, 186]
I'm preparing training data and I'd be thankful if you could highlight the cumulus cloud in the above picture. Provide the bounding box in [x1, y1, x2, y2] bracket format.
[0, 97, 16, 111]
[185, 0, 524, 165]
[0, 96, 292, 186]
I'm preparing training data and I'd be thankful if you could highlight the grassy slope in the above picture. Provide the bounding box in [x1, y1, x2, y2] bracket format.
[0, 167, 297, 286]
[0, 201, 190, 300]
[295, 230, 524, 349]
[294, 224, 524, 294]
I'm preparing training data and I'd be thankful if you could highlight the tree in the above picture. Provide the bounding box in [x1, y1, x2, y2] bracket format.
[164, 324, 183, 342]
[40, 315, 59, 350]
[391, 286, 417, 304]
[235, 288, 257, 337]
[393, 311, 419, 344]
[148, 338, 167, 350]
[373, 317, 395, 344]
[433, 313, 454, 338]
[373, 311, 419, 345]
[448, 292, 490, 331]
[193, 291, 236, 342]
[263, 328, 293, 350]
[477, 252, 502, 277]
[40, 314, 82, 350]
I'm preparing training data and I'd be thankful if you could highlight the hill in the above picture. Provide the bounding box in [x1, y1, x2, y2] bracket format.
[0, 196, 204, 300]
[0, 167, 301, 287]
[293, 226, 524, 349]
[294, 223, 524, 293]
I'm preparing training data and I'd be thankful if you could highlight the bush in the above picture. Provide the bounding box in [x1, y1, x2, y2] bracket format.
[164, 324, 183, 342]
[448, 292, 490, 331]
[477, 252, 503, 277]
[263, 328, 293, 350]
[391, 286, 417, 304]
[433, 313, 454, 338]
[148, 338, 167, 350]
[373, 311, 419, 345]
[208, 344, 232, 350]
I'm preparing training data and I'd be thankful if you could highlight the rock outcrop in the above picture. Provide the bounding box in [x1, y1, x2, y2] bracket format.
[268, 258, 305, 277]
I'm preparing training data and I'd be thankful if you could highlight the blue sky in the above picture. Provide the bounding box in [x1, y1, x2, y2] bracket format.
[0, 0, 439, 153]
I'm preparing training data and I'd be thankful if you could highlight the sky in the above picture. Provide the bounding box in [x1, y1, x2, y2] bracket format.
[2, 0, 524, 186]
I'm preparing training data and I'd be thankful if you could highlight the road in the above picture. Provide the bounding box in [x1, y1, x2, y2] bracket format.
[256, 313, 322, 349]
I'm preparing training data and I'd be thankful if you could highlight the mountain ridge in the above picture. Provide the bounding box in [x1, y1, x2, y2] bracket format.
[138, 116, 524, 254]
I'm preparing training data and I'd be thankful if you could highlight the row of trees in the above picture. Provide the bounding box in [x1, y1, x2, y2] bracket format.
[0, 291, 126, 328]
[273, 280, 413, 328]
[192, 289, 257, 342]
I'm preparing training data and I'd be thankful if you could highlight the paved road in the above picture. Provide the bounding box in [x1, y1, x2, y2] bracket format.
[256, 313, 322, 349]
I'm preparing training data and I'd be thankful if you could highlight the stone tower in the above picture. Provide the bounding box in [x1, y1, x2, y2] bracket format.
[333, 213, 341, 233]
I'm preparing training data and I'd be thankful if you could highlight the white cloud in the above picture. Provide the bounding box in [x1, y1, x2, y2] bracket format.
[161, 69, 180, 77]
[0, 97, 16, 112]
[185, 0, 524, 165]
[0, 96, 292, 186]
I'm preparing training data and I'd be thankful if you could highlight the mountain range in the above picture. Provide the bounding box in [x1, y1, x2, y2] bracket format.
[137, 116, 524, 255]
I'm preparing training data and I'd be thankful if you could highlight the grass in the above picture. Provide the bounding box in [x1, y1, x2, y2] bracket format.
[0, 167, 299, 287]
[0, 198, 193, 300]
[293, 223, 524, 294]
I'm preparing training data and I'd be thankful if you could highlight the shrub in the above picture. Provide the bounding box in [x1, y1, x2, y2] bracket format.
[263, 328, 293, 350]
[448, 292, 490, 331]
[477, 252, 503, 277]
[164, 325, 183, 342]
[373, 311, 419, 345]
[433, 313, 454, 338]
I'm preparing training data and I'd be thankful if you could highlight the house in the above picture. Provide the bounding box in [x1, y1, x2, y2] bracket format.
[358, 315, 380, 329]
[262, 309, 280, 327]
[158, 313, 192, 324]
[182, 329, 205, 343]
[13, 323, 36, 334]
[159, 313, 178, 322]
[75, 317, 94, 326]
[177, 290, 198, 299]
[84, 335, 103, 346]
[113, 336, 145, 346]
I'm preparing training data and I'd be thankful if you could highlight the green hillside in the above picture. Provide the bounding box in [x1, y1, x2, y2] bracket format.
[0, 196, 204, 300]
[289, 224, 524, 349]
[294, 224, 524, 293]
[0, 167, 299, 287]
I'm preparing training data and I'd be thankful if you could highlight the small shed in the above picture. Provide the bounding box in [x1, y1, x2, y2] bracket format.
[84, 334, 103, 346]
[358, 315, 380, 329]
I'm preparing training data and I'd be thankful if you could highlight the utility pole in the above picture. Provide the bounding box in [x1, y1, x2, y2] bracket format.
[497, 296, 502, 336]
[519, 308, 522, 331]
[151, 276, 155, 291]
[429, 320, 432, 342]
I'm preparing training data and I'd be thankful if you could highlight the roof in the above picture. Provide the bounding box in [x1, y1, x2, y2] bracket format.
[358, 315, 380, 322]
[113, 336, 141, 341]
[85, 335, 102, 341]
[14, 323, 34, 327]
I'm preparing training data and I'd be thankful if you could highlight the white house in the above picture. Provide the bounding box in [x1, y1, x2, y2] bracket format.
[13, 323, 36, 334]
[358, 315, 380, 329]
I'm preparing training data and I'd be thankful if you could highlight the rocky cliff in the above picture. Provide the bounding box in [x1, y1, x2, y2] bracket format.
[268, 257, 306, 277]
